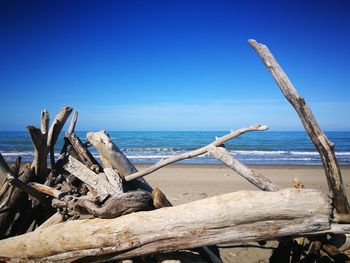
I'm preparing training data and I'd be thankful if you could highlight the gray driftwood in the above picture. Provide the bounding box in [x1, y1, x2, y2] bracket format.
[27, 110, 49, 181]
[47, 106, 72, 169]
[0, 189, 331, 261]
[248, 39, 350, 214]
[64, 156, 119, 199]
[124, 124, 268, 182]
[208, 145, 279, 191]
[87, 130, 152, 192]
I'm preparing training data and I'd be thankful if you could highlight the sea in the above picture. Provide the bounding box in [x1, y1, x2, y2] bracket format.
[0, 131, 349, 165]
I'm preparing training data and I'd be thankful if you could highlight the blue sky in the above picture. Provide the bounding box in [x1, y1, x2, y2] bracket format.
[1, 0, 349, 131]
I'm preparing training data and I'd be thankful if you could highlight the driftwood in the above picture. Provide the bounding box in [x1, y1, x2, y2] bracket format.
[0, 155, 36, 238]
[87, 131, 220, 262]
[1, 39, 350, 262]
[124, 124, 268, 181]
[0, 189, 331, 261]
[27, 109, 49, 181]
[47, 106, 73, 170]
[64, 156, 120, 199]
[248, 39, 350, 214]
[87, 130, 153, 192]
[208, 145, 279, 191]
[67, 133, 101, 173]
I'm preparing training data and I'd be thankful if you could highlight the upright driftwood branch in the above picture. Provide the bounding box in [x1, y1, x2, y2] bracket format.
[27, 126, 48, 182]
[124, 124, 268, 181]
[66, 111, 78, 137]
[208, 145, 280, 191]
[248, 39, 350, 214]
[0, 189, 331, 261]
[47, 106, 73, 170]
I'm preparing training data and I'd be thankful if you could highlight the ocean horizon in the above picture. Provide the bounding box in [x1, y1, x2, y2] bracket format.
[1, 130, 349, 166]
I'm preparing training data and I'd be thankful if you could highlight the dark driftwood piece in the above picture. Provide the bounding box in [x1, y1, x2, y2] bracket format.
[124, 124, 268, 182]
[0, 189, 331, 261]
[67, 133, 101, 173]
[30, 182, 152, 219]
[248, 39, 350, 214]
[11, 157, 21, 177]
[0, 154, 35, 238]
[47, 106, 73, 170]
[208, 145, 280, 191]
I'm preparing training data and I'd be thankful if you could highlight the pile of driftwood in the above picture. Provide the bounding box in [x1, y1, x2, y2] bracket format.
[1, 40, 350, 263]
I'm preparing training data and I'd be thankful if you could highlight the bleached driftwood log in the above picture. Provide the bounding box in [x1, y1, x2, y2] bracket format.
[0, 189, 331, 261]
[248, 39, 350, 214]
[87, 130, 152, 192]
[208, 145, 279, 191]
[125, 124, 268, 181]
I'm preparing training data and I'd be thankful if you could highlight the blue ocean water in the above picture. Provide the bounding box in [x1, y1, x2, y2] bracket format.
[0, 131, 349, 165]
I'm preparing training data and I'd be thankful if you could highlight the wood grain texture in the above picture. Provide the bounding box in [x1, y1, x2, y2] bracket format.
[0, 189, 331, 261]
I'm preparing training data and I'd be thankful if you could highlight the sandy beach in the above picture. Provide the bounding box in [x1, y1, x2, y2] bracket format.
[136, 163, 350, 263]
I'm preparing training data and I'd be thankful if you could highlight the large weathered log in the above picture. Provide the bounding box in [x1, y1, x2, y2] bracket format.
[124, 124, 268, 182]
[208, 145, 279, 191]
[0, 189, 332, 261]
[248, 39, 350, 214]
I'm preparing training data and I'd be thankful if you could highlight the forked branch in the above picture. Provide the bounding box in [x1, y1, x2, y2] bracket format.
[124, 124, 268, 181]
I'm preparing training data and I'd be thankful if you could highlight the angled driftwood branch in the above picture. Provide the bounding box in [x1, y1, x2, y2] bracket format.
[87, 130, 153, 192]
[67, 133, 101, 173]
[208, 145, 279, 191]
[0, 189, 331, 261]
[248, 39, 350, 214]
[47, 106, 73, 170]
[124, 124, 268, 182]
